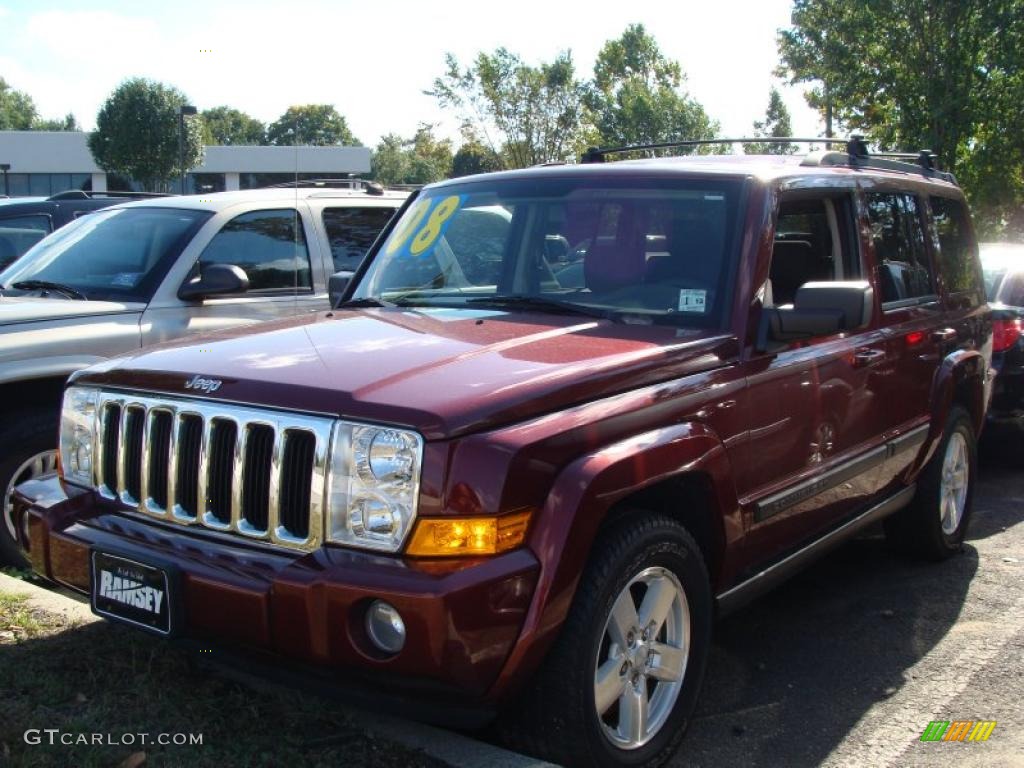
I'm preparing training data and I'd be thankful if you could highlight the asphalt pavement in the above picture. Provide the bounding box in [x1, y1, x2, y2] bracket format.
[672, 437, 1024, 768]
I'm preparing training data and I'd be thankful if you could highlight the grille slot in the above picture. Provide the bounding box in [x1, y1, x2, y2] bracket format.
[147, 411, 173, 509]
[176, 414, 203, 519]
[279, 430, 315, 539]
[100, 403, 121, 492]
[92, 392, 329, 551]
[242, 424, 274, 532]
[123, 406, 145, 502]
[205, 419, 237, 524]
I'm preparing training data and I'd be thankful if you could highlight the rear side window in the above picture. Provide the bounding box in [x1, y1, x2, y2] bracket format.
[0, 213, 52, 233]
[199, 209, 311, 292]
[865, 192, 935, 306]
[930, 196, 982, 305]
[322, 206, 395, 272]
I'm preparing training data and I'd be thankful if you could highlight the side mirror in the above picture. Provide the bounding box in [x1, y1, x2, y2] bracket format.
[178, 263, 249, 301]
[758, 280, 873, 352]
[329, 270, 354, 308]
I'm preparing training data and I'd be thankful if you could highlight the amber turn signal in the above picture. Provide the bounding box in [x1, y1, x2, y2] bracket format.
[405, 510, 532, 557]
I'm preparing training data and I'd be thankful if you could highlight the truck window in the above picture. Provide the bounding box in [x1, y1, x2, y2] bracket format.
[199, 209, 311, 292]
[865, 192, 935, 306]
[930, 196, 982, 305]
[322, 207, 395, 272]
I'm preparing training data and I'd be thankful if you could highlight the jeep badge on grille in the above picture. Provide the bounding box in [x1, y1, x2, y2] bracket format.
[184, 375, 223, 393]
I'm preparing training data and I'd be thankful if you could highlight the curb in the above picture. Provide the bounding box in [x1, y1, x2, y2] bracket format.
[0, 572, 558, 768]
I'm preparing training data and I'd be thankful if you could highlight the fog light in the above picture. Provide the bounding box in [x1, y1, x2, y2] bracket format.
[365, 600, 406, 654]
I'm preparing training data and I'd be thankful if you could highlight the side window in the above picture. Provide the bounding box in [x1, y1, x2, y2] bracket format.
[199, 209, 311, 292]
[0, 214, 52, 233]
[322, 206, 395, 272]
[930, 196, 982, 305]
[768, 194, 858, 306]
[865, 192, 935, 305]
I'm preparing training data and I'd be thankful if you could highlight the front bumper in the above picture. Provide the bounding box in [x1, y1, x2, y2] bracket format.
[14, 476, 540, 717]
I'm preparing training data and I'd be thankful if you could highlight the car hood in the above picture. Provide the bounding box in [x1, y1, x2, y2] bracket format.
[0, 296, 142, 325]
[77, 307, 737, 440]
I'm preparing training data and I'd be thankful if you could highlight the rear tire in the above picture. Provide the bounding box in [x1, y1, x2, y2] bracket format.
[0, 409, 59, 567]
[506, 513, 712, 767]
[885, 406, 976, 560]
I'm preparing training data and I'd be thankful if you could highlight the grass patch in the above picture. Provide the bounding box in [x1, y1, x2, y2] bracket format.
[0, 591, 448, 767]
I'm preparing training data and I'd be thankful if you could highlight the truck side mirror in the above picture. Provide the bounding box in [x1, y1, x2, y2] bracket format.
[329, 270, 354, 308]
[178, 263, 249, 301]
[758, 281, 873, 352]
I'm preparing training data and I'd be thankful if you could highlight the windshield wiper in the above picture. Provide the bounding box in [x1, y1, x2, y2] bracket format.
[335, 297, 397, 309]
[465, 295, 619, 321]
[10, 280, 88, 300]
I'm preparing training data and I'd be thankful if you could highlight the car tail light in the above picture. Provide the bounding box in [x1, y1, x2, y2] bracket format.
[993, 316, 1022, 353]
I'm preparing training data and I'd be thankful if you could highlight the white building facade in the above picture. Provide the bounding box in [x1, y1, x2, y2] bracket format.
[0, 131, 372, 197]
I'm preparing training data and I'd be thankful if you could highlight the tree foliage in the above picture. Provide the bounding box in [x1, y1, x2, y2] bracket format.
[371, 125, 453, 185]
[202, 106, 265, 145]
[266, 105, 359, 146]
[778, 0, 1024, 234]
[33, 113, 79, 131]
[0, 77, 37, 130]
[451, 135, 502, 178]
[587, 24, 719, 151]
[744, 87, 796, 154]
[430, 48, 589, 168]
[88, 78, 203, 191]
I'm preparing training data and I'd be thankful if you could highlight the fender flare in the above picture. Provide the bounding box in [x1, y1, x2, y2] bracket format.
[488, 420, 741, 700]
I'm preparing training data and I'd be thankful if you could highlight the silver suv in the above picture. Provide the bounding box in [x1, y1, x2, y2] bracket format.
[0, 183, 407, 563]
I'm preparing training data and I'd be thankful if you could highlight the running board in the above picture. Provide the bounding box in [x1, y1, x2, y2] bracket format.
[716, 484, 917, 616]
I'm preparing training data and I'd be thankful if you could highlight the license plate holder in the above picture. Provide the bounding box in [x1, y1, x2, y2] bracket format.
[91, 550, 176, 636]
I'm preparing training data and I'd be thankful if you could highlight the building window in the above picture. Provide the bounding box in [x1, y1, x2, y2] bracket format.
[188, 173, 226, 194]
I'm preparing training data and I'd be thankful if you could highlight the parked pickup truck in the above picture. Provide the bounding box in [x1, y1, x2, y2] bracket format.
[14, 140, 992, 767]
[0, 184, 406, 563]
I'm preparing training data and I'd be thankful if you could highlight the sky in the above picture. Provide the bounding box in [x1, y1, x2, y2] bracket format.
[0, 0, 822, 149]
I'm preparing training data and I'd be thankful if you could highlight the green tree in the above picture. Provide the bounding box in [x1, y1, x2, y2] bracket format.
[88, 78, 204, 191]
[430, 48, 589, 168]
[451, 135, 501, 177]
[0, 77, 38, 129]
[371, 125, 453, 185]
[587, 24, 720, 153]
[744, 87, 796, 154]
[778, 0, 1024, 233]
[33, 113, 79, 131]
[266, 105, 359, 146]
[201, 106, 265, 145]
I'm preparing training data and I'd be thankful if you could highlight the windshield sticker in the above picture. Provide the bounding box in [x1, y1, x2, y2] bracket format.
[385, 195, 464, 259]
[678, 289, 707, 313]
[111, 272, 141, 287]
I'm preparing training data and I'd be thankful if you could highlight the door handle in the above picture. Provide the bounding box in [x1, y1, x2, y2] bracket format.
[932, 328, 957, 344]
[852, 348, 886, 367]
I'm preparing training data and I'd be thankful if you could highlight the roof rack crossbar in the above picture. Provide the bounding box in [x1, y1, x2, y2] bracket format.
[581, 137, 848, 163]
[47, 190, 173, 201]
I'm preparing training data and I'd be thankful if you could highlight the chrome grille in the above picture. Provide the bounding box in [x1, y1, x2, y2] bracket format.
[94, 392, 332, 551]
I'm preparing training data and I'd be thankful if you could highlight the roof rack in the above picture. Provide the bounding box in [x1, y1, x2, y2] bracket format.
[580, 135, 956, 183]
[264, 178, 421, 195]
[47, 190, 174, 201]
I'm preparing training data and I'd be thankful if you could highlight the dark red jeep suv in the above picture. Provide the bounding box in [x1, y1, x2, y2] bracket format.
[14, 139, 993, 767]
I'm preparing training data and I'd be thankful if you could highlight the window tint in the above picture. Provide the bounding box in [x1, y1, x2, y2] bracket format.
[199, 209, 311, 291]
[865, 193, 934, 304]
[0, 214, 52, 233]
[930, 196, 981, 302]
[322, 206, 395, 271]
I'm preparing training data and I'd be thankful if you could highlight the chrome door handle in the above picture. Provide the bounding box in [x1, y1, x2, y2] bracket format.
[852, 348, 886, 367]
[932, 328, 957, 343]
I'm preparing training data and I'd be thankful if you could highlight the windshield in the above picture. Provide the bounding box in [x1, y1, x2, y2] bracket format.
[353, 176, 745, 328]
[0, 207, 211, 303]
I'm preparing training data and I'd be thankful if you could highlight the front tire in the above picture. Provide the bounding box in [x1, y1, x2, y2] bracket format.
[0, 409, 59, 567]
[885, 406, 977, 560]
[509, 514, 712, 767]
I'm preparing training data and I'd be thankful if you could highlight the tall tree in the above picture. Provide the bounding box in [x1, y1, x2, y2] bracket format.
[88, 78, 204, 191]
[202, 106, 265, 145]
[451, 136, 502, 178]
[430, 48, 589, 168]
[266, 105, 359, 146]
[33, 113, 79, 131]
[587, 24, 720, 152]
[0, 77, 38, 130]
[371, 125, 453, 185]
[744, 87, 796, 154]
[778, 0, 1024, 233]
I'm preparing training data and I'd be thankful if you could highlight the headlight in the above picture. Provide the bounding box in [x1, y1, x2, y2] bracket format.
[59, 386, 99, 487]
[326, 423, 423, 552]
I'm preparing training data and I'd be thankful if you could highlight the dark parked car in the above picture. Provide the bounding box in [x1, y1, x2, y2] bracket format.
[0, 190, 170, 269]
[980, 242, 1024, 437]
[14, 139, 992, 767]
